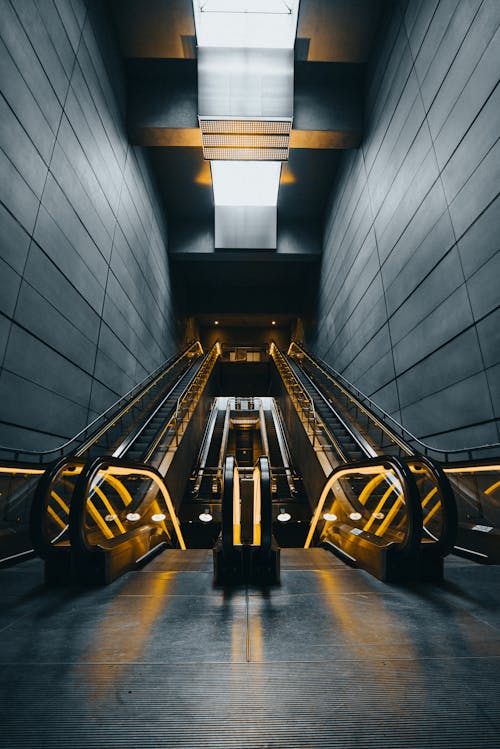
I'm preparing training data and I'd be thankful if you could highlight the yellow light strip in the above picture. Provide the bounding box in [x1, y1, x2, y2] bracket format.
[485, 480, 500, 495]
[375, 495, 403, 537]
[233, 465, 241, 547]
[86, 499, 114, 540]
[421, 487, 438, 508]
[444, 465, 500, 473]
[357, 473, 386, 506]
[252, 465, 261, 547]
[423, 499, 442, 527]
[93, 485, 126, 534]
[103, 466, 186, 550]
[47, 504, 67, 530]
[50, 490, 70, 516]
[102, 474, 133, 507]
[363, 483, 397, 533]
[0, 467, 44, 475]
[305, 466, 389, 548]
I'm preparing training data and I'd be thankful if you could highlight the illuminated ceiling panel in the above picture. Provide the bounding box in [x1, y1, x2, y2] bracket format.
[211, 161, 281, 206]
[194, 0, 300, 49]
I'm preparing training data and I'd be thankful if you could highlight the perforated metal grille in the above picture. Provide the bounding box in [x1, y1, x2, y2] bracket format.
[204, 147, 288, 161]
[199, 118, 291, 160]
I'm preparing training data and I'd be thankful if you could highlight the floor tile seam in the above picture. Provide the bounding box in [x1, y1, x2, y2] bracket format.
[3, 654, 500, 667]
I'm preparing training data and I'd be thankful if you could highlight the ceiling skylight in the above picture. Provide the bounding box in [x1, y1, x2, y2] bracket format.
[211, 161, 281, 206]
[193, 0, 300, 49]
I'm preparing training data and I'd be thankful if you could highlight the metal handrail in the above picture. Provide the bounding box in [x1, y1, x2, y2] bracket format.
[0, 341, 203, 465]
[289, 341, 500, 462]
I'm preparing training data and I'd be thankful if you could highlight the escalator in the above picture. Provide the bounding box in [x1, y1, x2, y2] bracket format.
[286, 341, 500, 564]
[0, 342, 220, 577]
[271, 342, 457, 580]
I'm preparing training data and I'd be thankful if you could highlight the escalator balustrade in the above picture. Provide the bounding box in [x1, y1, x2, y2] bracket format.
[213, 455, 279, 585]
[305, 457, 423, 581]
[287, 341, 498, 564]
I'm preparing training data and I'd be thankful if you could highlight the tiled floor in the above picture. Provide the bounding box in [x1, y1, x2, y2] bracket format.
[0, 549, 499, 747]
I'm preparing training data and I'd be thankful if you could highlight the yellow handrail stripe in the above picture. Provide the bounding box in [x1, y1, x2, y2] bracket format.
[50, 490, 70, 516]
[421, 487, 438, 508]
[102, 473, 133, 507]
[485, 480, 500, 495]
[423, 499, 442, 527]
[47, 504, 67, 530]
[86, 499, 114, 539]
[93, 485, 126, 534]
[363, 483, 397, 532]
[357, 473, 386, 505]
[375, 494, 403, 536]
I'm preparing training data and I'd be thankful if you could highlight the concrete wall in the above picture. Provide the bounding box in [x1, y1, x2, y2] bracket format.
[313, 0, 500, 450]
[0, 1, 177, 451]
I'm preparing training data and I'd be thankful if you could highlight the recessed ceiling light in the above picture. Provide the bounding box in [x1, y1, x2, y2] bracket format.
[323, 512, 337, 522]
[151, 513, 166, 522]
[214, 320, 219, 325]
[349, 512, 362, 521]
[199, 508, 213, 523]
[272, 321, 276, 325]
[126, 512, 141, 522]
[277, 507, 291, 522]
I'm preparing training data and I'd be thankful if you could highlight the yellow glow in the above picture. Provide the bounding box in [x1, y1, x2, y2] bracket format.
[47, 504, 67, 530]
[93, 485, 126, 534]
[280, 163, 296, 184]
[375, 495, 403, 536]
[50, 490, 70, 516]
[0, 466, 44, 475]
[485, 479, 500, 495]
[233, 465, 241, 546]
[194, 160, 213, 186]
[252, 465, 261, 546]
[363, 483, 396, 532]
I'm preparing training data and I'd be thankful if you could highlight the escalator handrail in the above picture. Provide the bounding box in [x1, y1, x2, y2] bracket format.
[407, 454, 457, 555]
[0, 341, 203, 465]
[258, 455, 273, 553]
[289, 341, 414, 458]
[69, 456, 185, 558]
[307, 455, 423, 557]
[29, 455, 84, 560]
[222, 455, 237, 555]
[289, 341, 500, 462]
[289, 355, 378, 460]
[143, 342, 220, 463]
[115, 352, 204, 460]
[270, 344, 348, 462]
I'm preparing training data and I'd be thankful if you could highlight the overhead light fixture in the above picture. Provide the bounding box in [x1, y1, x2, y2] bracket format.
[105, 514, 117, 522]
[272, 321, 276, 325]
[211, 161, 281, 206]
[323, 512, 337, 522]
[199, 508, 213, 523]
[151, 513, 166, 522]
[277, 507, 291, 522]
[214, 320, 219, 325]
[349, 512, 362, 521]
[193, 0, 300, 49]
[126, 512, 141, 522]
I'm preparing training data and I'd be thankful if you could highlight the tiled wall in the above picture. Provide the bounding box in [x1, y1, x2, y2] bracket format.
[0, 1, 177, 451]
[313, 0, 500, 450]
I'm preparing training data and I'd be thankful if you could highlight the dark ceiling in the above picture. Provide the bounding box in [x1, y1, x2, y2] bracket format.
[108, 0, 386, 326]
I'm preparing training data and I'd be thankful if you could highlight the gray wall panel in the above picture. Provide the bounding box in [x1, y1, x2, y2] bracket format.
[314, 0, 500, 448]
[0, 0, 177, 450]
